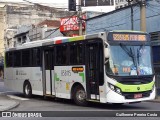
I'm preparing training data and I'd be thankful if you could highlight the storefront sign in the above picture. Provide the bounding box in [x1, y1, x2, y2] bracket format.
[60, 15, 86, 32]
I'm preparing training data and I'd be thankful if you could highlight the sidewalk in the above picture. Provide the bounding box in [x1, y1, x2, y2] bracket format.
[0, 94, 19, 111]
[0, 80, 20, 111]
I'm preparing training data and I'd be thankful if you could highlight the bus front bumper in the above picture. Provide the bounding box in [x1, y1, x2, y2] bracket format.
[104, 87, 156, 104]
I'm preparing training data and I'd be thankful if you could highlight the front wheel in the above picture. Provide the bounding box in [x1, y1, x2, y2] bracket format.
[23, 82, 32, 98]
[73, 86, 87, 106]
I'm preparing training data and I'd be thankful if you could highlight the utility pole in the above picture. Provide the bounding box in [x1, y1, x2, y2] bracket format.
[130, 4, 134, 30]
[140, 0, 146, 32]
[78, 0, 82, 35]
[126, 0, 134, 30]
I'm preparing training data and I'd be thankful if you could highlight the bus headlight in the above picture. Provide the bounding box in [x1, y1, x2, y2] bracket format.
[115, 87, 121, 94]
[108, 83, 122, 95]
[109, 84, 115, 90]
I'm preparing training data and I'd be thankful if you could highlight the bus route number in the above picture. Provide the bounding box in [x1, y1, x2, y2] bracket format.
[61, 70, 71, 76]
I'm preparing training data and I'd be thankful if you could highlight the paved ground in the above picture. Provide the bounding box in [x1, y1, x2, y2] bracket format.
[0, 93, 160, 111]
[0, 93, 20, 111]
[0, 78, 160, 111]
[0, 80, 20, 111]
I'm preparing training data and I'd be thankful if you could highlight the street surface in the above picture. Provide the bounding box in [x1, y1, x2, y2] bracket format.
[1, 80, 160, 120]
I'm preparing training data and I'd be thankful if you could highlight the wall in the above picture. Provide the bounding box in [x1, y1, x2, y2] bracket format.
[0, 4, 5, 57]
[0, 2, 74, 53]
[86, 0, 160, 34]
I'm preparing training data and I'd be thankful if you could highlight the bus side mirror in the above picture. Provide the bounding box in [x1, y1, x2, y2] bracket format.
[104, 48, 110, 58]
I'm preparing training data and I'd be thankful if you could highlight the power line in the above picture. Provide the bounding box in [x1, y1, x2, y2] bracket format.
[146, 6, 160, 16]
[147, 3, 160, 13]
[147, 3, 160, 8]
[87, 7, 139, 31]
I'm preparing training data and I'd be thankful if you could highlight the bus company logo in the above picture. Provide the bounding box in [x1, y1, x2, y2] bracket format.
[137, 87, 140, 90]
[2, 112, 11, 117]
[72, 67, 84, 73]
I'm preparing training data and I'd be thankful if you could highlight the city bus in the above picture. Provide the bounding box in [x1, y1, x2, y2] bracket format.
[4, 30, 155, 106]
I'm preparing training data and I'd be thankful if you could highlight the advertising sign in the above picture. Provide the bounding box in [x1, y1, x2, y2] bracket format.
[60, 15, 86, 32]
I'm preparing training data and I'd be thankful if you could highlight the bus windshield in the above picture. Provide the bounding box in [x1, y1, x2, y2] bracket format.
[105, 45, 153, 76]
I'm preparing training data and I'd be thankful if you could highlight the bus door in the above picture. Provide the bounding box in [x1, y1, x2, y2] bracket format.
[85, 41, 103, 100]
[43, 48, 55, 95]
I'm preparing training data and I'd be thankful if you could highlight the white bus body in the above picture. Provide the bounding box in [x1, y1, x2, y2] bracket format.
[4, 31, 155, 106]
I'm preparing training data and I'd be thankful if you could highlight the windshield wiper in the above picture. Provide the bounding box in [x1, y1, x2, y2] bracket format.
[120, 43, 136, 66]
[137, 45, 145, 65]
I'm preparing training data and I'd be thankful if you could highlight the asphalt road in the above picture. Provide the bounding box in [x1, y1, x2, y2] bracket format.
[8, 94, 160, 111]
[1, 80, 160, 120]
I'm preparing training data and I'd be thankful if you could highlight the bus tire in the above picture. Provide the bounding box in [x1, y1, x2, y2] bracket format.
[73, 85, 87, 106]
[23, 82, 32, 98]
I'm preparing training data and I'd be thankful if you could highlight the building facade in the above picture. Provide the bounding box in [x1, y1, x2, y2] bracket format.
[0, 1, 75, 48]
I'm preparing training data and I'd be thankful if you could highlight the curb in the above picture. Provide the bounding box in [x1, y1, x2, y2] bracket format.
[0, 101, 20, 111]
[0, 94, 20, 111]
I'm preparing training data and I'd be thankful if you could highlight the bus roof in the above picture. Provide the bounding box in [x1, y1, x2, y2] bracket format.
[5, 36, 85, 51]
[5, 30, 148, 51]
[111, 30, 147, 33]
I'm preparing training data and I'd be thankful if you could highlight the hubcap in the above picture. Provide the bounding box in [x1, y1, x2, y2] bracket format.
[76, 89, 86, 102]
[25, 84, 30, 95]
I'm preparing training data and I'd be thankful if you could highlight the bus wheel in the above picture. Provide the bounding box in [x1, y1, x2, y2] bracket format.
[23, 82, 32, 98]
[73, 86, 87, 106]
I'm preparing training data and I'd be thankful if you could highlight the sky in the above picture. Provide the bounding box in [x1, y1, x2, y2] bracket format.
[0, 0, 116, 12]
[1, 0, 67, 4]
[1, 0, 68, 8]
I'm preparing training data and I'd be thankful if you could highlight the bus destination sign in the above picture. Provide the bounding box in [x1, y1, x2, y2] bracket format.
[111, 34, 147, 41]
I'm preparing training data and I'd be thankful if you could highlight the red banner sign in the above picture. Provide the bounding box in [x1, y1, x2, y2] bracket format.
[60, 15, 86, 32]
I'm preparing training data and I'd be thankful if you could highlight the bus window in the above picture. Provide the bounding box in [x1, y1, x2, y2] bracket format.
[13, 51, 21, 67]
[55, 45, 67, 65]
[6, 52, 13, 67]
[31, 48, 41, 66]
[70, 43, 83, 65]
[22, 50, 30, 67]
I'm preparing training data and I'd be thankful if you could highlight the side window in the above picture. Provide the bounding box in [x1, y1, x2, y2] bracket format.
[22, 50, 30, 66]
[6, 52, 13, 67]
[13, 51, 21, 67]
[31, 48, 41, 66]
[55, 45, 67, 65]
[70, 43, 83, 65]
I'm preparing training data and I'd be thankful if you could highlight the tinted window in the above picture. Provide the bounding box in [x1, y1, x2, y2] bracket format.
[31, 48, 41, 66]
[22, 50, 30, 66]
[6, 52, 13, 67]
[70, 43, 83, 65]
[13, 51, 21, 67]
[55, 45, 67, 65]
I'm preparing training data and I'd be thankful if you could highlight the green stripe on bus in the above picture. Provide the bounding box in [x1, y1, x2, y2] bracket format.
[54, 73, 60, 81]
[115, 81, 154, 92]
[79, 73, 85, 82]
[69, 36, 84, 42]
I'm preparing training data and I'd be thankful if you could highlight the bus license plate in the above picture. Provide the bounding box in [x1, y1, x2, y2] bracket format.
[134, 94, 142, 99]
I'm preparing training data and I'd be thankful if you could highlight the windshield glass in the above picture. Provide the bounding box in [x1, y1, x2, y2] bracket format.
[105, 45, 153, 76]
